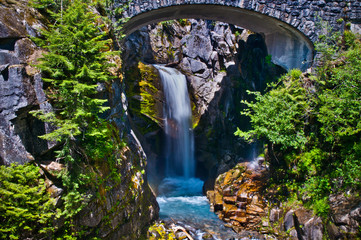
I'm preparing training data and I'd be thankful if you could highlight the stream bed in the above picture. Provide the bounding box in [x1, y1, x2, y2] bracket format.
[157, 178, 242, 239]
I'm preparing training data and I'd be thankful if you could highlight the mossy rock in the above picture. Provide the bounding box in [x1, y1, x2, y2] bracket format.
[124, 62, 164, 134]
[138, 62, 164, 125]
[190, 94, 201, 129]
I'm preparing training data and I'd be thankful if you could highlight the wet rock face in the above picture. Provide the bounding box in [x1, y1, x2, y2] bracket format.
[179, 21, 285, 185]
[0, 1, 49, 165]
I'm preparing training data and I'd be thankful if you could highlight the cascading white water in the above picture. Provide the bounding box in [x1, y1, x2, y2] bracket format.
[154, 65, 240, 239]
[154, 65, 195, 179]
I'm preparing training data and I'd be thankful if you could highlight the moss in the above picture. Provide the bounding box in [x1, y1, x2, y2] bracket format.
[191, 98, 201, 129]
[177, 18, 190, 27]
[147, 222, 175, 240]
[206, 127, 214, 138]
[138, 62, 162, 125]
[124, 62, 164, 134]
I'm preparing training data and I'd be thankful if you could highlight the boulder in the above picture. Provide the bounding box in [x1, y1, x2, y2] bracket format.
[0, 50, 20, 65]
[0, 7, 27, 38]
[0, 121, 34, 165]
[246, 204, 266, 216]
[214, 191, 223, 212]
[303, 217, 323, 240]
[326, 222, 342, 240]
[40, 161, 65, 177]
[47, 184, 63, 198]
[207, 162, 267, 233]
[269, 208, 283, 223]
[329, 193, 361, 237]
[283, 210, 295, 231]
[182, 34, 212, 62]
[223, 204, 239, 218]
[14, 38, 37, 63]
[190, 59, 207, 73]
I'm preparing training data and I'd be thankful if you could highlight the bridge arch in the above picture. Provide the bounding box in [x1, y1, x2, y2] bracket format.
[116, 0, 335, 70]
[122, 4, 313, 70]
[116, 0, 359, 70]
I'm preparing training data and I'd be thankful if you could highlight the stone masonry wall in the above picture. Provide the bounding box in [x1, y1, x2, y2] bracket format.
[117, 0, 361, 42]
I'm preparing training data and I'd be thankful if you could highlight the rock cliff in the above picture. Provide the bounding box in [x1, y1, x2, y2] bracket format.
[0, 1, 158, 239]
[0, 0, 48, 165]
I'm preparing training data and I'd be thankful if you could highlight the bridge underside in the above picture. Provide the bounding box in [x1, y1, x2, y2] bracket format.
[122, 5, 314, 71]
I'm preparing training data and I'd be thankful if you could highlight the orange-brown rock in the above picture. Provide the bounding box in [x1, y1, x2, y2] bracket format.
[294, 208, 313, 225]
[237, 191, 248, 202]
[223, 196, 237, 204]
[246, 204, 266, 216]
[234, 209, 247, 218]
[207, 190, 215, 203]
[223, 204, 239, 218]
[230, 216, 248, 224]
[223, 171, 234, 185]
[236, 201, 247, 209]
[222, 186, 236, 196]
[214, 191, 223, 212]
[231, 220, 242, 226]
[207, 161, 268, 234]
[247, 215, 262, 224]
[231, 168, 242, 179]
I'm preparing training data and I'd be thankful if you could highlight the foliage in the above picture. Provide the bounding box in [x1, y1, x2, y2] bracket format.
[0, 164, 55, 240]
[30, 0, 127, 238]
[160, 20, 176, 29]
[32, 0, 115, 142]
[30, 0, 70, 18]
[235, 69, 309, 149]
[236, 29, 361, 217]
[177, 18, 189, 27]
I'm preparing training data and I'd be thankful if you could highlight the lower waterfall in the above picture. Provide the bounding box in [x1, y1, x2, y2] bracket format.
[154, 65, 239, 239]
[154, 65, 195, 179]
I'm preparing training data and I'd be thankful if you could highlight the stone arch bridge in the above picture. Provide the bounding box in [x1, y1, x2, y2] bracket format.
[115, 0, 361, 70]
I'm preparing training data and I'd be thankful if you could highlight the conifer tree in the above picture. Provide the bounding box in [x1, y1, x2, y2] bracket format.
[31, 0, 122, 236]
[33, 0, 115, 146]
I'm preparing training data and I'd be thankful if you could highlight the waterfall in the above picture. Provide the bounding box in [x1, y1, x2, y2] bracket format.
[153, 66, 245, 239]
[154, 65, 195, 179]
